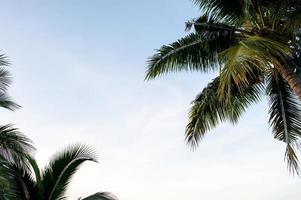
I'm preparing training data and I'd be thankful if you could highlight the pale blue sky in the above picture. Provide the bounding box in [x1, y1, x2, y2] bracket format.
[0, 1, 300, 200]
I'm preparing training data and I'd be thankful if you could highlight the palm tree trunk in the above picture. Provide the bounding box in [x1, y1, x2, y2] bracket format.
[278, 66, 301, 100]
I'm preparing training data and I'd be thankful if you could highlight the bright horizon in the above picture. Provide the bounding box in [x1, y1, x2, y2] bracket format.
[0, 1, 300, 199]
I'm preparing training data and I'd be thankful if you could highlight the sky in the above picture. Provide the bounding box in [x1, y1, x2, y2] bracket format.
[0, 0, 300, 199]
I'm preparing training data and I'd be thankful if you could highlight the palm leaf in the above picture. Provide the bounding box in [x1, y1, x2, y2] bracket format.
[0, 54, 11, 93]
[193, 0, 245, 23]
[146, 31, 235, 80]
[219, 35, 291, 99]
[0, 54, 19, 111]
[0, 67, 11, 94]
[0, 156, 18, 200]
[0, 93, 20, 111]
[185, 13, 238, 34]
[0, 156, 36, 200]
[0, 54, 9, 66]
[41, 144, 97, 200]
[80, 192, 118, 200]
[0, 124, 35, 170]
[186, 76, 262, 147]
[266, 69, 301, 174]
[27, 156, 44, 199]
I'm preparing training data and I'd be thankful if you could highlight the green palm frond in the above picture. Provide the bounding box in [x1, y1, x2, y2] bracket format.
[266, 69, 301, 174]
[41, 144, 97, 200]
[0, 94, 20, 111]
[146, 32, 235, 80]
[185, 13, 238, 34]
[186, 76, 262, 148]
[0, 54, 9, 67]
[219, 35, 291, 99]
[0, 156, 36, 200]
[0, 124, 35, 170]
[193, 0, 245, 23]
[0, 68, 11, 94]
[0, 54, 11, 93]
[27, 156, 44, 199]
[0, 54, 19, 111]
[80, 192, 118, 200]
[0, 156, 18, 200]
[285, 144, 300, 175]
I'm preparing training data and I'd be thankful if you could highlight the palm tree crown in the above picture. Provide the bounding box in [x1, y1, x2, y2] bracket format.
[0, 144, 117, 200]
[0, 124, 35, 170]
[146, 0, 301, 174]
[0, 53, 33, 170]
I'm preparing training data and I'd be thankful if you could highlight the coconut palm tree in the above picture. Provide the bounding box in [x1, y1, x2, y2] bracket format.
[0, 124, 35, 169]
[0, 53, 33, 170]
[0, 144, 117, 200]
[146, 0, 301, 174]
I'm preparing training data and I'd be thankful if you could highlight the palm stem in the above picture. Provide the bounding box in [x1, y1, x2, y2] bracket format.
[189, 22, 253, 35]
[258, 5, 265, 27]
[278, 65, 301, 100]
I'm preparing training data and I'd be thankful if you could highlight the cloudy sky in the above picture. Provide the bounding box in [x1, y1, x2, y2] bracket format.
[0, 0, 300, 199]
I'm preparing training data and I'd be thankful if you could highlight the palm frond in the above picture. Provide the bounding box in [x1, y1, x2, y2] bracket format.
[0, 54, 10, 67]
[0, 68, 11, 94]
[146, 32, 234, 80]
[285, 144, 300, 175]
[0, 54, 11, 93]
[0, 124, 35, 170]
[80, 192, 118, 200]
[219, 35, 291, 99]
[193, 0, 245, 23]
[186, 76, 262, 148]
[26, 156, 44, 199]
[41, 144, 97, 200]
[0, 93, 20, 111]
[0, 156, 19, 200]
[185, 13, 238, 34]
[266, 69, 301, 174]
[0, 156, 36, 200]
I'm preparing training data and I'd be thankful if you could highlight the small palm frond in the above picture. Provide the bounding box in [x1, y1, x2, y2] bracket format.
[0, 54, 9, 66]
[80, 192, 118, 200]
[185, 76, 262, 148]
[285, 144, 300, 175]
[0, 54, 11, 93]
[266, 69, 301, 174]
[41, 144, 97, 200]
[0, 93, 20, 111]
[185, 13, 237, 34]
[0, 124, 35, 170]
[146, 32, 234, 80]
[185, 13, 213, 31]
[0, 68, 11, 94]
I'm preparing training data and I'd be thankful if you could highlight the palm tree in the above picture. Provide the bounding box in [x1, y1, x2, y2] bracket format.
[146, 0, 301, 174]
[0, 54, 33, 170]
[0, 144, 118, 200]
[0, 124, 35, 169]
